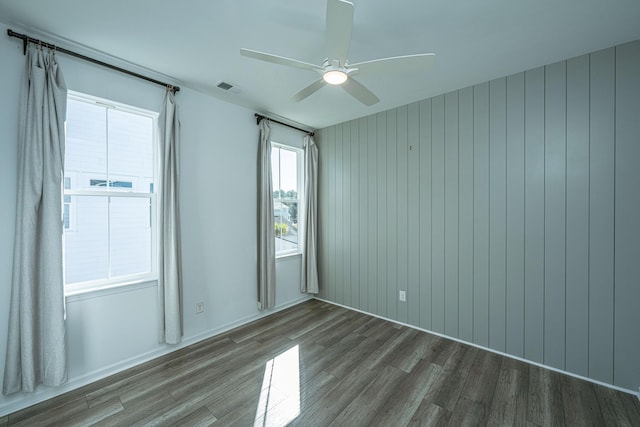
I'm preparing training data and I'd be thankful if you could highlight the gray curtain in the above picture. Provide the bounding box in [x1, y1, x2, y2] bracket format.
[158, 90, 183, 345]
[3, 46, 68, 395]
[258, 120, 276, 310]
[301, 135, 319, 293]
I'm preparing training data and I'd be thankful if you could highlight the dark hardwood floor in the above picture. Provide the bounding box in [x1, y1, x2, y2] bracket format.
[2, 299, 640, 426]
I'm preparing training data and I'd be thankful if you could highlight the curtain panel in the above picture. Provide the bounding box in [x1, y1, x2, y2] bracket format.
[158, 90, 184, 345]
[301, 135, 319, 294]
[4, 46, 68, 394]
[257, 120, 276, 310]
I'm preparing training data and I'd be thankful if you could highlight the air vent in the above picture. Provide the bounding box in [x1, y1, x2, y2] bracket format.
[215, 80, 245, 95]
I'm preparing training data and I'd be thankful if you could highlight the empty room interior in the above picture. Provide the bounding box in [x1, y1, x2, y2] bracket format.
[0, 0, 639, 425]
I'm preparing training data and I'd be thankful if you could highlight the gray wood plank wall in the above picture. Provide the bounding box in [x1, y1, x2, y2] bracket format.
[316, 40, 640, 391]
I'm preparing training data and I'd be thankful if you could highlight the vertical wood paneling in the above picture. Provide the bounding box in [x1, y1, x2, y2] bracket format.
[367, 116, 378, 313]
[524, 67, 545, 363]
[376, 112, 388, 318]
[359, 118, 368, 312]
[342, 122, 351, 307]
[418, 99, 433, 330]
[489, 78, 507, 352]
[386, 110, 398, 320]
[614, 40, 640, 391]
[505, 72, 526, 357]
[473, 83, 490, 347]
[350, 121, 359, 308]
[544, 61, 567, 369]
[315, 41, 640, 392]
[458, 87, 474, 343]
[588, 47, 615, 384]
[397, 106, 409, 324]
[407, 102, 421, 326]
[334, 124, 344, 304]
[319, 127, 331, 300]
[444, 92, 459, 337]
[329, 127, 337, 302]
[565, 54, 590, 377]
[431, 96, 446, 333]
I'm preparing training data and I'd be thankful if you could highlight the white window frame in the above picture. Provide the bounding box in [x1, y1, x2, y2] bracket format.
[64, 91, 160, 295]
[272, 142, 304, 258]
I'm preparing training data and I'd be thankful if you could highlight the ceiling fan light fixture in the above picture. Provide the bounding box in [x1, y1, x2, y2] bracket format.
[323, 69, 348, 85]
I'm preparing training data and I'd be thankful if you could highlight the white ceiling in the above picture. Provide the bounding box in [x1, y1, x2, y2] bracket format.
[1, 0, 639, 129]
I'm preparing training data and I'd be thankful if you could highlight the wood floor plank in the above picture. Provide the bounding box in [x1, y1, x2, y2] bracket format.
[561, 374, 605, 426]
[361, 326, 418, 370]
[372, 358, 443, 425]
[407, 402, 451, 426]
[290, 364, 379, 426]
[10, 396, 88, 427]
[618, 392, 640, 425]
[62, 396, 124, 427]
[330, 365, 407, 426]
[92, 390, 175, 426]
[447, 396, 489, 426]
[460, 349, 503, 406]
[486, 364, 529, 426]
[173, 405, 217, 426]
[527, 365, 566, 426]
[85, 336, 237, 407]
[593, 386, 634, 427]
[423, 342, 478, 412]
[286, 304, 347, 340]
[327, 335, 391, 378]
[420, 335, 459, 367]
[4, 299, 639, 426]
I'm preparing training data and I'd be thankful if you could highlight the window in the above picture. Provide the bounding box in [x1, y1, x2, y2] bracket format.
[63, 92, 158, 294]
[271, 143, 303, 256]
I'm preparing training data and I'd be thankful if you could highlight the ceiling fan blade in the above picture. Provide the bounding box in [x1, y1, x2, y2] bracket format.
[292, 79, 328, 102]
[351, 53, 436, 75]
[342, 78, 379, 106]
[325, 0, 354, 64]
[240, 48, 324, 72]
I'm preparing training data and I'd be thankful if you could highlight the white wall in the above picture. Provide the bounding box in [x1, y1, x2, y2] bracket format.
[317, 40, 640, 393]
[0, 22, 309, 416]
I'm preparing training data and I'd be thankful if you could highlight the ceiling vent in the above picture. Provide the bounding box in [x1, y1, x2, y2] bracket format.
[216, 80, 245, 95]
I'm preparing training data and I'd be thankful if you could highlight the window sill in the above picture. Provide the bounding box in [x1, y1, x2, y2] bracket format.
[276, 252, 302, 262]
[65, 278, 158, 302]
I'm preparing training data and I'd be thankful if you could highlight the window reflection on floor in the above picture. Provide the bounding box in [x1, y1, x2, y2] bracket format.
[254, 345, 301, 427]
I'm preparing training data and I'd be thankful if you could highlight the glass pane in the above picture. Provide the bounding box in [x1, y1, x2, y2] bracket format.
[275, 202, 298, 253]
[65, 99, 107, 191]
[271, 146, 281, 198]
[108, 109, 154, 193]
[280, 148, 298, 200]
[110, 197, 152, 277]
[64, 196, 108, 284]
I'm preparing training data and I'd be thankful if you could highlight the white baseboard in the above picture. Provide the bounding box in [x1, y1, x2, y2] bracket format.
[0, 295, 312, 417]
[313, 297, 640, 399]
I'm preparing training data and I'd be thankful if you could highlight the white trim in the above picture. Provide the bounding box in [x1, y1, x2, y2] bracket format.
[0, 295, 312, 417]
[312, 297, 640, 399]
[65, 279, 157, 301]
[276, 252, 303, 261]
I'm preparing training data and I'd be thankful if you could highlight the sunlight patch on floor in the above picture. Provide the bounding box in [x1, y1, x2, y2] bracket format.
[254, 345, 301, 427]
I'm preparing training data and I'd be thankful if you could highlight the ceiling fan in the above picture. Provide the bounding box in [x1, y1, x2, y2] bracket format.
[240, 0, 435, 106]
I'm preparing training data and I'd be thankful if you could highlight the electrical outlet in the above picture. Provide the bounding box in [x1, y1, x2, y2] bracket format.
[399, 290, 406, 302]
[195, 302, 205, 314]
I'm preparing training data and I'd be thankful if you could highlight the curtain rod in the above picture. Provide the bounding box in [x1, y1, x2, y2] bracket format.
[7, 29, 180, 93]
[255, 113, 314, 137]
